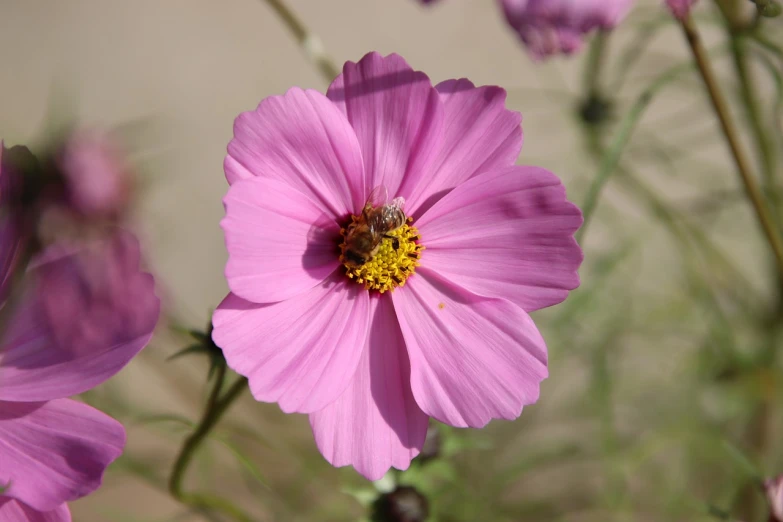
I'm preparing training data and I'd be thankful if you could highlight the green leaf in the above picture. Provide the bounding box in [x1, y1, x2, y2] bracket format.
[720, 439, 764, 482]
[341, 486, 379, 508]
[209, 433, 270, 490]
[167, 343, 208, 362]
[134, 413, 194, 429]
[111, 454, 165, 489]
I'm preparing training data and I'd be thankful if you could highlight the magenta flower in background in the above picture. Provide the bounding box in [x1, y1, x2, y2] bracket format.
[766, 476, 783, 522]
[665, 0, 698, 19]
[499, 0, 635, 58]
[0, 498, 72, 522]
[0, 155, 160, 522]
[213, 52, 583, 480]
[0, 143, 31, 301]
[55, 129, 131, 219]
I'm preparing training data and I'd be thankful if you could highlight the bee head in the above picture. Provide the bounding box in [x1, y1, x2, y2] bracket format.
[344, 250, 367, 268]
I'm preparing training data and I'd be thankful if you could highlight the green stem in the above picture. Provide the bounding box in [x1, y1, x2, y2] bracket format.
[584, 31, 609, 99]
[168, 364, 250, 522]
[577, 60, 695, 243]
[748, 30, 783, 62]
[679, 15, 783, 279]
[729, 33, 779, 207]
[260, 0, 340, 83]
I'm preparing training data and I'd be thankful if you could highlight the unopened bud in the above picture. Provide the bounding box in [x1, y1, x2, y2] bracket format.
[753, 0, 782, 16]
[761, 1, 782, 16]
[371, 485, 429, 522]
[578, 95, 613, 127]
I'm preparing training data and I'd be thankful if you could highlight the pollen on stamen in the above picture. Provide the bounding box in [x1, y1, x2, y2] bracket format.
[339, 216, 424, 293]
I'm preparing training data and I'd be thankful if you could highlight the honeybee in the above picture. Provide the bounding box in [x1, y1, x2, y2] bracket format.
[342, 186, 407, 268]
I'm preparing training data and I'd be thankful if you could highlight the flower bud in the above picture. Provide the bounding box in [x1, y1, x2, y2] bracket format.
[757, 0, 782, 17]
[500, 0, 634, 59]
[579, 95, 613, 126]
[371, 486, 429, 522]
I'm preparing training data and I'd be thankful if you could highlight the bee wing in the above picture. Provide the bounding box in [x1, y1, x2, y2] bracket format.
[389, 196, 405, 211]
[378, 200, 406, 231]
[365, 209, 385, 237]
[366, 185, 389, 207]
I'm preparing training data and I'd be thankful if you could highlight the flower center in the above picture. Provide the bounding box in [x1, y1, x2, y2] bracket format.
[338, 216, 424, 293]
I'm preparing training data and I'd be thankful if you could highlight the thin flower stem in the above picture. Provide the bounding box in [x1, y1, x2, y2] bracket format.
[748, 30, 783, 62]
[577, 60, 695, 243]
[679, 15, 783, 278]
[168, 364, 250, 522]
[260, 0, 340, 83]
[583, 31, 609, 100]
[729, 33, 779, 205]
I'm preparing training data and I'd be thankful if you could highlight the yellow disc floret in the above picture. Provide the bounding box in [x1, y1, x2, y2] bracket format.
[339, 217, 424, 293]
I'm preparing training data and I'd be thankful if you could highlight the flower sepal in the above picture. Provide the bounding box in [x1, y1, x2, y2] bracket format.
[169, 321, 227, 380]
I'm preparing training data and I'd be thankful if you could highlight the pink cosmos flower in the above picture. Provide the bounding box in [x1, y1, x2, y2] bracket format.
[0, 497, 73, 522]
[55, 129, 131, 219]
[665, 0, 698, 19]
[0, 168, 160, 521]
[0, 143, 31, 301]
[213, 52, 583, 480]
[766, 476, 783, 522]
[499, 0, 635, 58]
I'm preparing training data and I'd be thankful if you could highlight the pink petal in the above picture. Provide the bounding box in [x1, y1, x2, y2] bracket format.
[225, 87, 365, 218]
[391, 268, 548, 428]
[0, 499, 71, 522]
[0, 231, 160, 402]
[500, 0, 634, 59]
[212, 273, 370, 414]
[765, 475, 783, 522]
[415, 166, 583, 312]
[665, 0, 698, 19]
[56, 129, 130, 218]
[402, 79, 522, 218]
[0, 212, 23, 303]
[0, 143, 33, 301]
[0, 399, 125, 511]
[309, 295, 428, 481]
[327, 52, 443, 201]
[221, 176, 341, 304]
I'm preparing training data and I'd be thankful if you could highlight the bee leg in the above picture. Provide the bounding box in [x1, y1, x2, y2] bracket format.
[386, 235, 400, 251]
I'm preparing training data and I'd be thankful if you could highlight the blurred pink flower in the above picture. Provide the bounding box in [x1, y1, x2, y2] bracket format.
[499, 0, 635, 58]
[213, 52, 583, 480]
[0, 143, 31, 302]
[766, 476, 783, 522]
[0, 498, 71, 522]
[0, 187, 160, 517]
[56, 129, 131, 219]
[665, 0, 698, 19]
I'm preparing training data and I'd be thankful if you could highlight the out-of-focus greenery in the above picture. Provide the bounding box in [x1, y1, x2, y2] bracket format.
[75, 1, 783, 521]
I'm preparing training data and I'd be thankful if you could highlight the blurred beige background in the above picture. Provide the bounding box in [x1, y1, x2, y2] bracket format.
[0, 0, 768, 521]
[0, 0, 712, 318]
